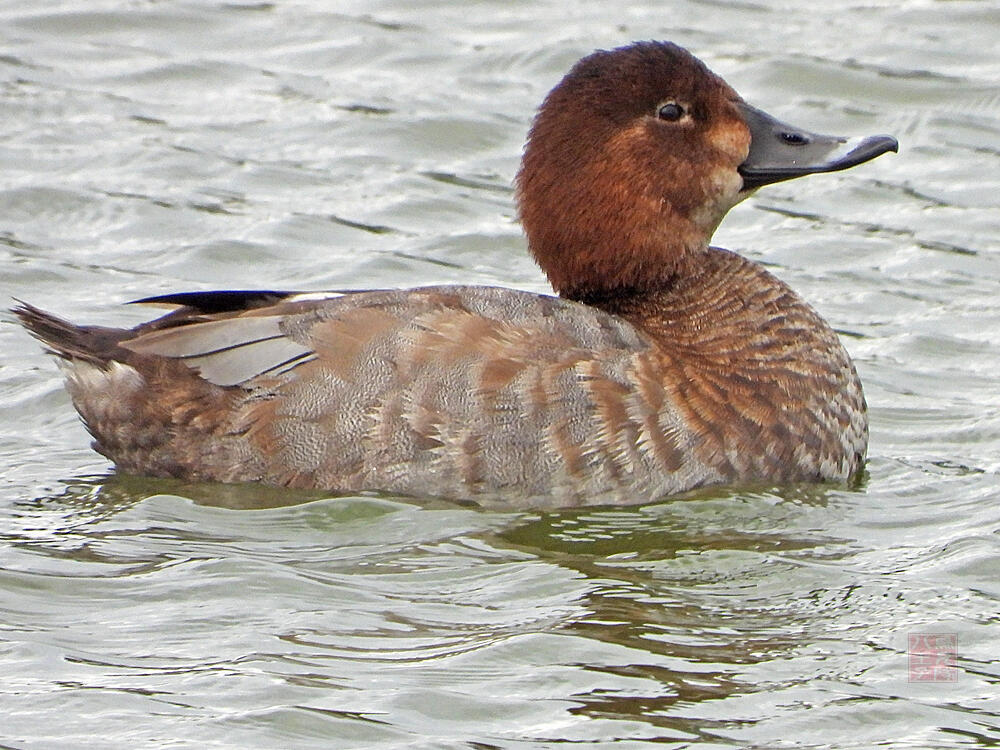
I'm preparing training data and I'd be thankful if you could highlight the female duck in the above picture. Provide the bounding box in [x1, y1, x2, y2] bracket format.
[16, 41, 897, 505]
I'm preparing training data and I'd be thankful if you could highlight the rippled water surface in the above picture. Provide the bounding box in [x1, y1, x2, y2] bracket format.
[2, 1, 999, 748]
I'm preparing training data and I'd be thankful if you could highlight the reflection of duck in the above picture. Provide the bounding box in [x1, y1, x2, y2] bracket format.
[15, 41, 897, 505]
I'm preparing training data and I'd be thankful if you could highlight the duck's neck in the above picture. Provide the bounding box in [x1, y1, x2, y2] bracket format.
[573, 247, 851, 384]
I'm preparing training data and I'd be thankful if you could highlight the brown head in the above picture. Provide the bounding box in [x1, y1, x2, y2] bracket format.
[516, 41, 897, 303]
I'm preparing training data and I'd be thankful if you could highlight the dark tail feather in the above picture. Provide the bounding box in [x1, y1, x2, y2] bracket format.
[12, 301, 124, 366]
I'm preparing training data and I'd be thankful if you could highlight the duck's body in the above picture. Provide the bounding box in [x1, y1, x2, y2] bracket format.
[15, 42, 895, 506]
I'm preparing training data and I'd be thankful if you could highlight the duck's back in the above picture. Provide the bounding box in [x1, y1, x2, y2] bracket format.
[22, 285, 732, 504]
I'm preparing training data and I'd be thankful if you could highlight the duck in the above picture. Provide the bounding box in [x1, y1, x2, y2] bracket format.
[14, 41, 897, 506]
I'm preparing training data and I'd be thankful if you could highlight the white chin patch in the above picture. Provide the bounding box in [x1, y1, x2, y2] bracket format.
[694, 168, 745, 232]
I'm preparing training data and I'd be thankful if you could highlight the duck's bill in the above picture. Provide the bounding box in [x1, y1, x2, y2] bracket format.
[737, 103, 898, 191]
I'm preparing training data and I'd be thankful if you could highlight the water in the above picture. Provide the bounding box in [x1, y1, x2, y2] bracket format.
[2, 0, 999, 747]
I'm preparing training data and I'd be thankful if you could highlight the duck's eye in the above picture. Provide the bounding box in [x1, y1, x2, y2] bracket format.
[780, 131, 809, 145]
[657, 102, 685, 122]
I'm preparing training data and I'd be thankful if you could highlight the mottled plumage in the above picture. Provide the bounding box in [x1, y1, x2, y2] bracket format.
[14, 41, 895, 506]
